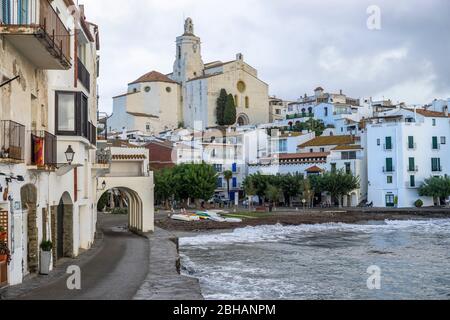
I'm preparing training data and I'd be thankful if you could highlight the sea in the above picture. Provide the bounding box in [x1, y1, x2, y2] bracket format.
[179, 219, 450, 299]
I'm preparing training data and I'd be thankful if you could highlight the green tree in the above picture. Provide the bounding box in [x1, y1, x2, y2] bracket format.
[243, 178, 257, 211]
[320, 170, 360, 208]
[223, 94, 237, 125]
[223, 170, 233, 198]
[419, 176, 450, 205]
[154, 168, 176, 209]
[301, 178, 315, 208]
[276, 173, 303, 206]
[265, 184, 282, 210]
[216, 89, 228, 126]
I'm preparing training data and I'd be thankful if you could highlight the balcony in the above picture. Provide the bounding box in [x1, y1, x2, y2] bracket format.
[431, 143, 440, 150]
[383, 166, 395, 173]
[0, 0, 71, 69]
[30, 130, 57, 169]
[77, 58, 90, 92]
[432, 166, 443, 172]
[407, 143, 417, 150]
[407, 165, 418, 173]
[0, 120, 25, 163]
[383, 144, 393, 151]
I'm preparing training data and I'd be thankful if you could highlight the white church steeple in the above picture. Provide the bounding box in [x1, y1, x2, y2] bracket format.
[172, 18, 204, 83]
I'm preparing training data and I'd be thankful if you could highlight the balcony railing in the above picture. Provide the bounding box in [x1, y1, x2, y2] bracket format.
[383, 166, 395, 173]
[96, 148, 111, 165]
[77, 58, 91, 93]
[407, 143, 417, 150]
[0, 120, 25, 161]
[407, 165, 419, 172]
[383, 143, 393, 151]
[432, 166, 442, 172]
[0, 0, 71, 69]
[30, 130, 57, 167]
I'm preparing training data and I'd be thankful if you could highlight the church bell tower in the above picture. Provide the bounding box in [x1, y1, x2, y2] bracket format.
[172, 18, 204, 83]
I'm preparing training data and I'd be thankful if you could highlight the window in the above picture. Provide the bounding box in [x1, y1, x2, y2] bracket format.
[324, 107, 328, 117]
[237, 81, 246, 93]
[385, 158, 393, 172]
[408, 157, 415, 172]
[232, 177, 237, 188]
[234, 95, 238, 107]
[408, 136, 414, 149]
[385, 194, 395, 207]
[310, 148, 314, 153]
[385, 136, 392, 150]
[377, 139, 380, 146]
[410, 175, 415, 187]
[387, 176, 393, 184]
[432, 136, 439, 149]
[216, 177, 223, 188]
[432, 119, 436, 126]
[331, 163, 336, 173]
[431, 158, 441, 172]
[345, 162, 351, 174]
[440, 136, 446, 145]
[166, 87, 171, 93]
[144, 86, 151, 92]
[245, 96, 249, 108]
[232, 163, 237, 172]
[275, 109, 281, 115]
[341, 151, 356, 160]
[279, 139, 287, 153]
[56, 92, 76, 132]
[1, 0, 11, 23]
[18, 0, 29, 24]
[213, 164, 222, 172]
[145, 123, 150, 132]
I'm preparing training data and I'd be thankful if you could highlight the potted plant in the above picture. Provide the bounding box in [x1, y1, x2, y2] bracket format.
[39, 240, 53, 275]
[0, 226, 6, 241]
[0, 240, 11, 265]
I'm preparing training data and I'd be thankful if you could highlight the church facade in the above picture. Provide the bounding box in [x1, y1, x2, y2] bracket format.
[109, 18, 269, 133]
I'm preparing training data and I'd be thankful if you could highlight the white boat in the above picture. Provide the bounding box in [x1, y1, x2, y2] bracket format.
[208, 216, 226, 222]
[171, 214, 200, 222]
[224, 218, 242, 223]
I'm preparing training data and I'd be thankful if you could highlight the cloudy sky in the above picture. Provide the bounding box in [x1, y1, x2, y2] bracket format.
[79, 0, 450, 114]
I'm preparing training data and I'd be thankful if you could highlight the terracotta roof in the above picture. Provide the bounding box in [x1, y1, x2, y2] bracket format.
[129, 71, 178, 85]
[299, 135, 355, 148]
[305, 165, 324, 173]
[405, 108, 450, 118]
[332, 144, 362, 151]
[277, 152, 329, 160]
[112, 154, 146, 160]
[126, 111, 159, 118]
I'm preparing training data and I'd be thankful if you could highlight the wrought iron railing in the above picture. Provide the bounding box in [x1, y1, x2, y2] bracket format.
[0, 0, 71, 65]
[30, 130, 57, 166]
[0, 120, 25, 161]
[96, 148, 111, 165]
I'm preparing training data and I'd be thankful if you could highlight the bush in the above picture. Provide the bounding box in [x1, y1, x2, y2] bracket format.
[414, 199, 424, 208]
[0, 240, 11, 264]
[40, 240, 53, 252]
[97, 191, 109, 212]
[111, 207, 128, 215]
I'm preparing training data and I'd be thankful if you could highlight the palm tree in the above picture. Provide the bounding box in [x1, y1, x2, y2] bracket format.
[223, 170, 233, 200]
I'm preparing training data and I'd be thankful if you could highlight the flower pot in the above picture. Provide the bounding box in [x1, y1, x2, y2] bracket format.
[39, 250, 52, 275]
[0, 232, 7, 241]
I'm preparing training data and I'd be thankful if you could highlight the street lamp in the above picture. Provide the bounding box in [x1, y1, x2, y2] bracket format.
[64, 145, 75, 164]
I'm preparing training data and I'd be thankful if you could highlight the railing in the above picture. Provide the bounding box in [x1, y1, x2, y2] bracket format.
[431, 143, 440, 150]
[0, 0, 71, 65]
[407, 143, 417, 150]
[30, 130, 57, 166]
[77, 58, 90, 92]
[96, 148, 111, 165]
[432, 166, 442, 172]
[407, 165, 419, 172]
[86, 122, 96, 146]
[0, 120, 25, 161]
[286, 113, 314, 120]
[383, 166, 395, 173]
[383, 143, 393, 151]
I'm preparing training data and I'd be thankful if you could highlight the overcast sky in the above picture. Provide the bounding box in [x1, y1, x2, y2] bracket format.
[79, 0, 450, 114]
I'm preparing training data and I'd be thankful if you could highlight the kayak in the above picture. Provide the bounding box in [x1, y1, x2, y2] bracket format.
[171, 214, 200, 222]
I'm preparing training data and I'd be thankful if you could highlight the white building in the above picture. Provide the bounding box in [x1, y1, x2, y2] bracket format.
[367, 107, 450, 207]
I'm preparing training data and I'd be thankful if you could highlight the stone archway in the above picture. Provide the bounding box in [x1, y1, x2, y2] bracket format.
[51, 192, 74, 262]
[20, 184, 38, 274]
[236, 113, 250, 126]
[96, 177, 154, 233]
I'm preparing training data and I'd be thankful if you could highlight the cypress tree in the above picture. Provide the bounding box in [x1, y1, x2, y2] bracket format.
[216, 89, 228, 125]
[223, 94, 237, 125]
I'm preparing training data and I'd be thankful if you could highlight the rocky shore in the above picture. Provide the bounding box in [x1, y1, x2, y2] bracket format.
[155, 208, 450, 233]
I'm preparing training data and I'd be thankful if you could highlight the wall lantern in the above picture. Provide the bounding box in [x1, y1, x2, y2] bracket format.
[65, 145, 75, 164]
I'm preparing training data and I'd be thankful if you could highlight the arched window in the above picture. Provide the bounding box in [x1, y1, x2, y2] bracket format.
[234, 95, 239, 107]
[245, 96, 249, 108]
[308, 107, 313, 114]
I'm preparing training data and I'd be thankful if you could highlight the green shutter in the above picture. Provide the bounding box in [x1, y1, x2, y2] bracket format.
[408, 157, 415, 171]
[432, 136, 438, 149]
[385, 137, 392, 149]
[386, 158, 393, 172]
[408, 136, 414, 149]
[410, 175, 415, 187]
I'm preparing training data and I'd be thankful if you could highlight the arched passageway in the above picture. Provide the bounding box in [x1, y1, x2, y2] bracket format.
[51, 192, 74, 262]
[20, 184, 38, 273]
[96, 177, 154, 233]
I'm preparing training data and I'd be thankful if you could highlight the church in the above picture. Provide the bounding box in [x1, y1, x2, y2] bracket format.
[109, 18, 270, 134]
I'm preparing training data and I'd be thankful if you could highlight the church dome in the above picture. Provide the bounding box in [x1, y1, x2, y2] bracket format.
[129, 71, 178, 85]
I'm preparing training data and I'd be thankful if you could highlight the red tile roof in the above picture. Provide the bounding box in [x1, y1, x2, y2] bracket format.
[305, 165, 324, 173]
[129, 71, 178, 85]
[112, 154, 146, 160]
[405, 108, 450, 118]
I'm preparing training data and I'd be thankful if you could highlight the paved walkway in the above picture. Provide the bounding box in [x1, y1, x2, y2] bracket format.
[1, 214, 149, 300]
